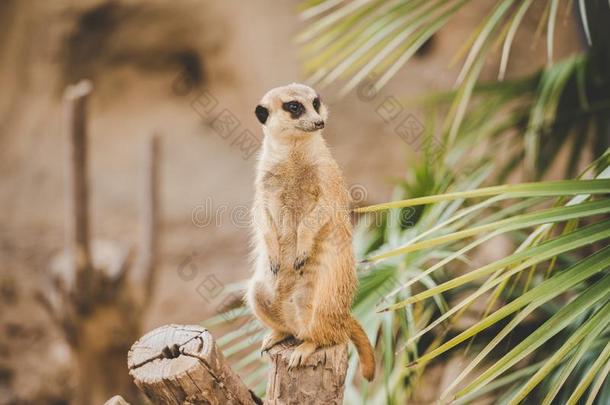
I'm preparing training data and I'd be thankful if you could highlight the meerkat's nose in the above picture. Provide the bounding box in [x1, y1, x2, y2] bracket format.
[314, 120, 325, 129]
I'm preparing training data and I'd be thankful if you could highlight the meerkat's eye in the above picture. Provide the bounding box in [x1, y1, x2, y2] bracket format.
[312, 97, 321, 113]
[282, 101, 305, 118]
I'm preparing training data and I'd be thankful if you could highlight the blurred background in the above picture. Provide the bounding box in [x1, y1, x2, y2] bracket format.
[1, 1, 608, 404]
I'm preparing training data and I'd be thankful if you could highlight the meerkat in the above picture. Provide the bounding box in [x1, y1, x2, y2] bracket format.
[245, 83, 375, 381]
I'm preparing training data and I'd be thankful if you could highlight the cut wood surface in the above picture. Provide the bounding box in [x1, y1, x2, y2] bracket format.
[127, 324, 349, 405]
[128, 324, 261, 405]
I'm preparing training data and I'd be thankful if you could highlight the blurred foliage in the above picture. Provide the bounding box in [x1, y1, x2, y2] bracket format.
[205, 1, 610, 403]
[356, 155, 610, 404]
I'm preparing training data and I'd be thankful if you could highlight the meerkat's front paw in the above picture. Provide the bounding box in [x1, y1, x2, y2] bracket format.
[287, 341, 317, 371]
[261, 330, 290, 355]
[293, 253, 308, 271]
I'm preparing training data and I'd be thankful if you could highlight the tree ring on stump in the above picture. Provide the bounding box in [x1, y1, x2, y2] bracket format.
[128, 324, 258, 405]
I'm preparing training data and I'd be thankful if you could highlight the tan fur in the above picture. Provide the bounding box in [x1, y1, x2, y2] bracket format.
[246, 83, 375, 381]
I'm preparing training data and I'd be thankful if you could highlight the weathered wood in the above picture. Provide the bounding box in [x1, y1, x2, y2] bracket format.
[128, 325, 349, 405]
[265, 339, 348, 405]
[128, 324, 261, 405]
[63, 79, 94, 310]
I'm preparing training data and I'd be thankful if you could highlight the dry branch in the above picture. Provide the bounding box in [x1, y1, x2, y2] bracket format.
[134, 134, 162, 306]
[140, 135, 160, 302]
[63, 79, 93, 310]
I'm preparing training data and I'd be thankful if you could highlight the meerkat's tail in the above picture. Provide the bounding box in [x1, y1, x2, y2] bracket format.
[348, 316, 376, 381]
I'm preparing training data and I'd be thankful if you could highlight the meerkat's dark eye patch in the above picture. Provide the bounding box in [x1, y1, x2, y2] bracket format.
[312, 97, 321, 113]
[255, 105, 269, 124]
[282, 100, 305, 119]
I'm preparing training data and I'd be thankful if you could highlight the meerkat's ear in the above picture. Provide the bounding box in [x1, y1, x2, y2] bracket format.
[255, 105, 269, 124]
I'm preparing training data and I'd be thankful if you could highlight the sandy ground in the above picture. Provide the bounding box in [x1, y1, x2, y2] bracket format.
[0, 0, 581, 403]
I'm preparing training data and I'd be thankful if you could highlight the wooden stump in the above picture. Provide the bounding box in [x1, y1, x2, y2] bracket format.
[127, 325, 349, 405]
[265, 339, 348, 405]
[128, 324, 261, 405]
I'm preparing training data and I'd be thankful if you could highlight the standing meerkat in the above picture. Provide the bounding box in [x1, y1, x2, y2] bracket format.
[246, 83, 375, 381]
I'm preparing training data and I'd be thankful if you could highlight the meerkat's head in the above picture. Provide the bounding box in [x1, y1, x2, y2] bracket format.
[254, 83, 328, 139]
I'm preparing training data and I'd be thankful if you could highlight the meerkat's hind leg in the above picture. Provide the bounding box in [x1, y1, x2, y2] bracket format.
[287, 341, 318, 371]
[261, 330, 291, 354]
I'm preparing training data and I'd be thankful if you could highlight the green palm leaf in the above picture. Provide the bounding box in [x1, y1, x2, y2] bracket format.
[456, 279, 610, 399]
[355, 179, 610, 213]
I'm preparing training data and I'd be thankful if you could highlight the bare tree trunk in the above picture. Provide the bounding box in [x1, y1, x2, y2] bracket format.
[63, 80, 93, 311]
[73, 315, 141, 405]
[41, 81, 164, 405]
[127, 325, 348, 405]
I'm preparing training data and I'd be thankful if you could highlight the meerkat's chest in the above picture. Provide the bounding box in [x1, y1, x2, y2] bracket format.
[262, 161, 321, 212]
